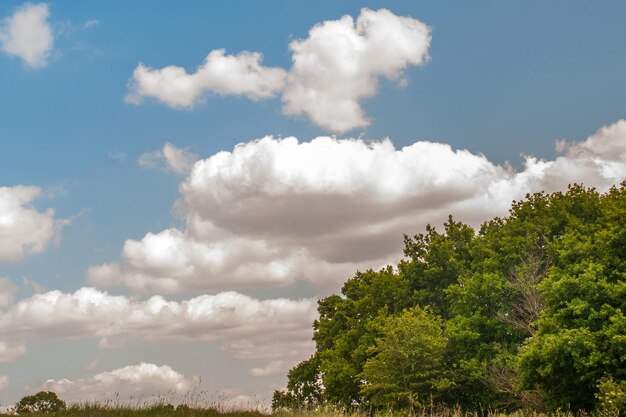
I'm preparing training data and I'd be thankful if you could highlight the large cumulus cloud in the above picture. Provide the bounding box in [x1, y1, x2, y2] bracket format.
[88, 120, 626, 294]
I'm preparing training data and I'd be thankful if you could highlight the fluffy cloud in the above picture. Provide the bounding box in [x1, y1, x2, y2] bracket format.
[125, 8, 430, 133]
[0, 375, 7, 391]
[41, 363, 198, 403]
[0, 3, 53, 68]
[0, 186, 66, 262]
[282, 8, 431, 132]
[0, 287, 316, 360]
[88, 120, 626, 294]
[125, 49, 287, 107]
[139, 143, 198, 175]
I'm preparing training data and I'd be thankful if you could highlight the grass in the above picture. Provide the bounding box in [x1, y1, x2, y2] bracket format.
[0, 404, 619, 417]
[0, 404, 266, 417]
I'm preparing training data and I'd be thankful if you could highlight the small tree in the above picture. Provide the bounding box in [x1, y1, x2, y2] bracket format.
[15, 391, 66, 414]
[360, 306, 451, 411]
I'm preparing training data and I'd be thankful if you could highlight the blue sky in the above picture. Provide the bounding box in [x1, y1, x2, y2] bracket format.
[1, 0, 625, 408]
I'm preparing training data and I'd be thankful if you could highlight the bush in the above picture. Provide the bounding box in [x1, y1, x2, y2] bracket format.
[15, 391, 66, 414]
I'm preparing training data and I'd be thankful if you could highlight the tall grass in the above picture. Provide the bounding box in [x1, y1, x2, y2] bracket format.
[0, 403, 619, 417]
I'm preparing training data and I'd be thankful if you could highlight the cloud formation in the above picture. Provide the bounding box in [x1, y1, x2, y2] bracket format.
[125, 8, 431, 133]
[125, 49, 287, 107]
[41, 363, 198, 403]
[0, 375, 7, 391]
[89, 120, 626, 294]
[0, 3, 53, 68]
[282, 8, 431, 132]
[0, 287, 316, 361]
[0, 186, 66, 262]
[139, 143, 198, 175]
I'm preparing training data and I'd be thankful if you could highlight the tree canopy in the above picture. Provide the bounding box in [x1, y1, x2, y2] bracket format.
[15, 391, 66, 414]
[273, 182, 626, 414]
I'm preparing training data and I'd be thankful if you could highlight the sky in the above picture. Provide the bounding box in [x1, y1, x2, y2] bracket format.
[1, 0, 626, 409]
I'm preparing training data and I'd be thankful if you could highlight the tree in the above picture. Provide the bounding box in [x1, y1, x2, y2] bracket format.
[517, 184, 626, 411]
[280, 182, 626, 413]
[15, 391, 66, 414]
[360, 307, 451, 411]
[312, 267, 413, 408]
[272, 356, 323, 411]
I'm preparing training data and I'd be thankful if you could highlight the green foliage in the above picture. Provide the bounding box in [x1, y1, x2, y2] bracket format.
[15, 391, 67, 414]
[595, 377, 626, 414]
[273, 356, 324, 411]
[360, 307, 451, 410]
[312, 267, 414, 408]
[517, 184, 626, 411]
[281, 182, 626, 414]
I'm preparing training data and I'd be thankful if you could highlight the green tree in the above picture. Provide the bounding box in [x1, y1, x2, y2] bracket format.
[313, 267, 413, 408]
[517, 183, 626, 411]
[272, 356, 323, 411]
[360, 306, 451, 410]
[280, 182, 626, 414]
[15, 391, 66, 414]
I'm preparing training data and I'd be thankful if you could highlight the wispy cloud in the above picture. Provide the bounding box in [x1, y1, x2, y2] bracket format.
[83, 19, 99, 29]
[107, 150, 127, 162]
[138, 143, 198, 175]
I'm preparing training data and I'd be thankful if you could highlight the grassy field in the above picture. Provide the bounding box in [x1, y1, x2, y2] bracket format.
[0, 404, 614, 417]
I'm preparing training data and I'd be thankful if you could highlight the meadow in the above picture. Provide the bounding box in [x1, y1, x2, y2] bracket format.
[0, 403, 620, 417]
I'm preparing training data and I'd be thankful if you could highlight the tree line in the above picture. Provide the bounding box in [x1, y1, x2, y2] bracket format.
[273, 182, 626, 414]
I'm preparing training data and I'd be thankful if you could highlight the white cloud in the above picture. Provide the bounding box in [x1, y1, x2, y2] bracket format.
[124, 8, 430, 133]
[0, 3, 53, 68]
[0, 341, 26, 362]
[0, 287, 316, 360]
[125, 49, 287, 107]
[282, 8, 431, 132]
[139, 143, 198, 175]
[41, 363, 199, 403]
[0, 375, 8, 391]
[0, 278, 17, 309]
[88, 120, 626, 294]
[249, 360, 292, 377]
[558, 119, 626, 163]
[0, 186, 66, 262]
